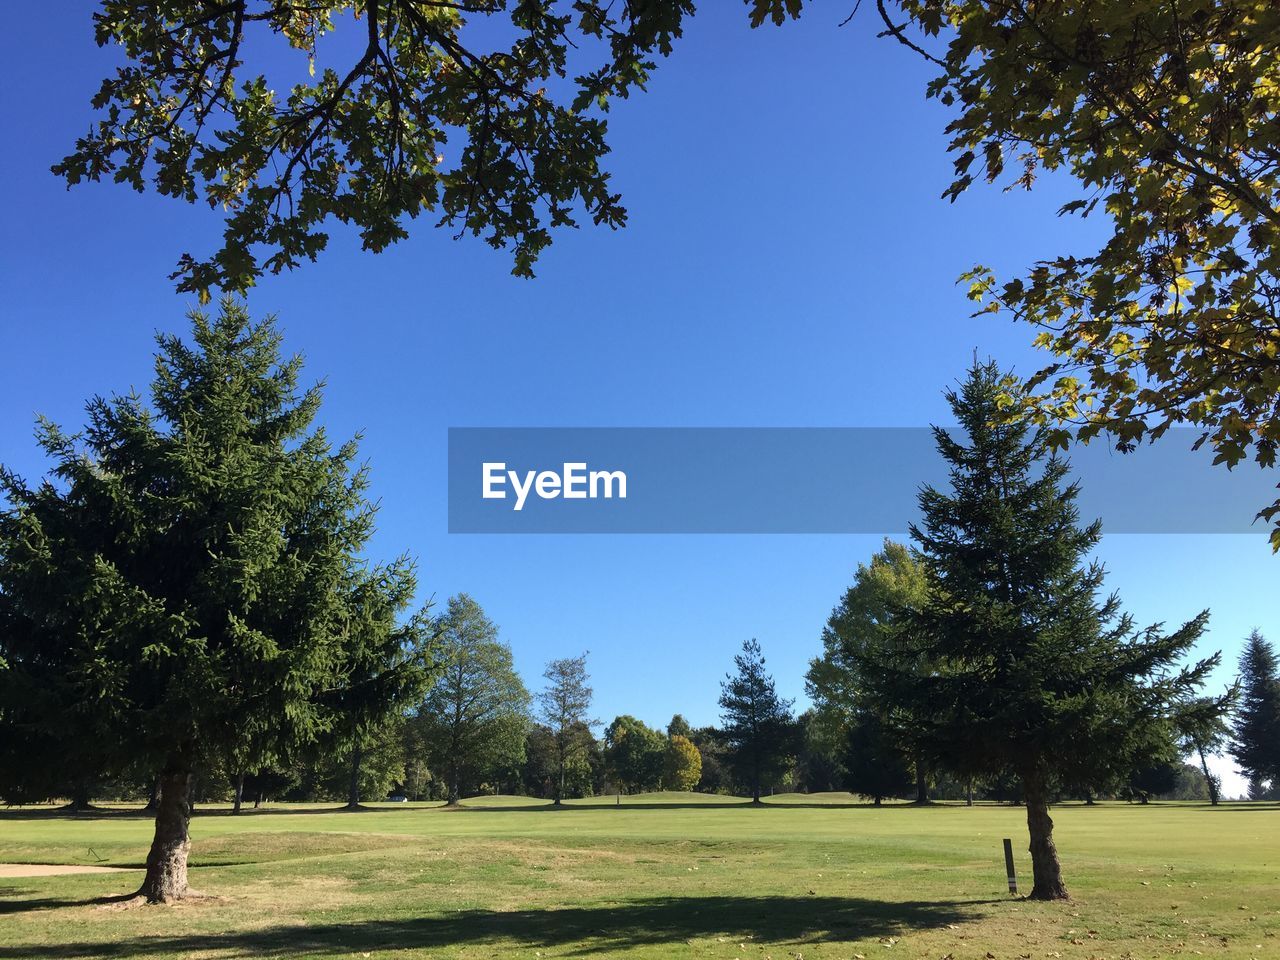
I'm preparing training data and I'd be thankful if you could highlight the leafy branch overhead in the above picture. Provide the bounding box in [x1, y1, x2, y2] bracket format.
[56, 0, 697, 297]
[884, 1, 1280, 543]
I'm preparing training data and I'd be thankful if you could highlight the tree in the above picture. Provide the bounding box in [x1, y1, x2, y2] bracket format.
[866, 2, 1280, 545]
[1175, 687, 1238, 806]
[1230, 630, 1280, 792]
[842, 709, 914, 806]
[806, 538, 932, 803]
[414, 594, 529, 805]
[58, 0, 701, 297]
[330, 566, 434, 809]
[718, 639, 796, 803]
[537, 654, 595, 806]
[0, 302, 431, 902]
[603, 715, 666, 794]
[666, 714, 693, 740]
[664, 734, 702, 792]
[868, 360, 1219, 900]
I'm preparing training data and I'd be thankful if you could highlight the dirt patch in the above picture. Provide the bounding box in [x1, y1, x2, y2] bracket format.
[0, 863, 134, 877]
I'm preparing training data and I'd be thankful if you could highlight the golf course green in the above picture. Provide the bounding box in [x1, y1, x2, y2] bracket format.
[1, 793, 1276, 959]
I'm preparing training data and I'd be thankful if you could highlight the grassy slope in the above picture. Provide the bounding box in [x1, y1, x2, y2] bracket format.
[1, 795, 1277, 959]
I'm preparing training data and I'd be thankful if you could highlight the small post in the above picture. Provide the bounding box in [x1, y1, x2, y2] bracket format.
[1002, 838, 1018, 895]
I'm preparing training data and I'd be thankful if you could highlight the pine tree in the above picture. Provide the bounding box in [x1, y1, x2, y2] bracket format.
[1229, 631, 1280, 792]
[872, 360, 1218, 899]
[0, 301, 432, 902]
[718, 639, 795, 803]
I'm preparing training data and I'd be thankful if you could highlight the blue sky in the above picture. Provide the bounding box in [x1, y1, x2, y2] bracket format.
[2, 5, 1276, 795]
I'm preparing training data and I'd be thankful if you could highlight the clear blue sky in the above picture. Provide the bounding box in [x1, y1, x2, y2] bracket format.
[2, 5, 1276, 795]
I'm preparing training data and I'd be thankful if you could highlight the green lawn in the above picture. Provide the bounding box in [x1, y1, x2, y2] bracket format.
[2, 794, 1277, 959]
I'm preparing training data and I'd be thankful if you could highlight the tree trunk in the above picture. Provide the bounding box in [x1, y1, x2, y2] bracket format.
[138, 767, 193, 903]
[1023, 775, 1068, 900]
[966, 779, 973, 807]
[143, 777, 160, 813]
[914, 764, 929, 804]
[554, 745, 565, 806]
[1196, 745, 1220, 805]
[873, 796, 882, 807]
[232, 772, 244, 815]
[345, 744, 363, 809]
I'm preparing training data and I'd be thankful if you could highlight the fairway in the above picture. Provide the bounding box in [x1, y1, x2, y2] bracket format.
[2, 795, 1277, 960]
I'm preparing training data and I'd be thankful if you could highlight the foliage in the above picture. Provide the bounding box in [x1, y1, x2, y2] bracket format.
[1229, 629, 1280, 789]
[876, 1, 1280, 545]
[0, 301, 430, 897]
[57, 0, 703, 296]
[805, 537, 928, 798]
[521, 721, 601, 799]
[842, 709, 913, 805]
[664, 734, 702, 792]
[413, 594, 529, 803]
[718, 639, 796, 802]
[867, 360, 1219, 898]
[666, 714, 693, 739]
[603, 715, 666, 794]
[537, 653, 596, 803]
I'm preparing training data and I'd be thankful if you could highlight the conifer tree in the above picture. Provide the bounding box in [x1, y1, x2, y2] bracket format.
[718, 639, 795, 803]
[0, 302, 432, 901]
[872, 360, 1218, 899]
[1229, 631, 1280, 792]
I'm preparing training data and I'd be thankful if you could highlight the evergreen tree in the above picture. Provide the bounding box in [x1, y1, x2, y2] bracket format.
[537, 654, 595, 806]
[842, 710, 914, 806]
[1229, 631, 1280, 792]
[718, 639, 795, 803]
[414, 594, 530, 805]
[0, 302, 432, 901]
[869, 360, 1218, 900]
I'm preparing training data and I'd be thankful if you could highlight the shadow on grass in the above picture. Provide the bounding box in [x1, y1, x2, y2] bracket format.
[0, 894, 988, 956]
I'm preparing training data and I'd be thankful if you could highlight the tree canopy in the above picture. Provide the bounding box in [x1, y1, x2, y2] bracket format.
[414, 593, 529, 804]
[0, 301, 431, 900]
[57, 0, 707, 297]
[884, 1, 1280, 544]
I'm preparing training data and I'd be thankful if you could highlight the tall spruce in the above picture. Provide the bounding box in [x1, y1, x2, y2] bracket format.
[1229, 631, 1280, 793]
[718, 639, 795, 803]
[875, 360, 1217, 900]
[0, 302, 432, 902]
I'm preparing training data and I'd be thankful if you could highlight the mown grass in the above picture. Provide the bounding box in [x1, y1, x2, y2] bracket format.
[1, 794, 1277, 959]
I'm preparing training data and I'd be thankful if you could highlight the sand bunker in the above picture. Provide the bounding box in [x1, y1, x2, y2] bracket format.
[0, 863, 133, 877]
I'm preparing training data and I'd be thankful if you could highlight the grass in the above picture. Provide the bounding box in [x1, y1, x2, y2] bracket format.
[1, 794, 1278, 959]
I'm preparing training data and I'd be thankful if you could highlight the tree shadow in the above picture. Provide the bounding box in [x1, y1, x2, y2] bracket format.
[0, 894, 990, 957]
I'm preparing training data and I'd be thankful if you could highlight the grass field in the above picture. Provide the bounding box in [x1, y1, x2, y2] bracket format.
[2, 794, 1277, 960]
